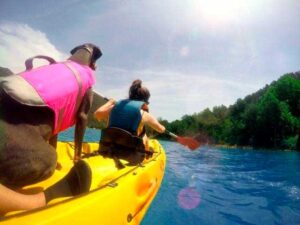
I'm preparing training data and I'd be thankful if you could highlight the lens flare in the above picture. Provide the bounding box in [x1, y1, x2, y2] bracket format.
[177, 187, 201, 209]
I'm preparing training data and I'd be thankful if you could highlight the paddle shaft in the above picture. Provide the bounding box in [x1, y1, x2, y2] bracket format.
[165, 130, 178, 139]
[93, 90, 109, 102]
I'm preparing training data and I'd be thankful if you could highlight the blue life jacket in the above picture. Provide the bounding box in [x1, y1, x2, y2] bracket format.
[108, 99, 145, 135]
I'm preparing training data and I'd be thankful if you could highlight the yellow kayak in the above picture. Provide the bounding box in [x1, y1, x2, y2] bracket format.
[1, 139, 166, 225]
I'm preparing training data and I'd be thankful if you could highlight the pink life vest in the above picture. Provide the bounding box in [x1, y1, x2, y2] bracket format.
[20, 59, 95, 134]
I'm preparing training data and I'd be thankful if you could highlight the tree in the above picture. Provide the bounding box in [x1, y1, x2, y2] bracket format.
[273, 75, 300, 116]
[254, 89, 298, 148]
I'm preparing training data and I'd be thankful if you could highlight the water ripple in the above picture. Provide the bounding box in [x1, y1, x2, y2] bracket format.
[144, 141, 300, 225]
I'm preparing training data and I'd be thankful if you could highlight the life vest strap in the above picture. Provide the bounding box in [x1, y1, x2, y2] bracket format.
[53, 62, 83, 134]
[64, 62, 83, 113]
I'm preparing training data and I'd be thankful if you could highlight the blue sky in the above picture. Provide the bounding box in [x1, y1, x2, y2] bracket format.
[1, 0, 300, 121]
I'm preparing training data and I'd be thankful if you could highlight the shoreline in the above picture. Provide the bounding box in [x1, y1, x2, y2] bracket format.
[158, 138, 298, 151]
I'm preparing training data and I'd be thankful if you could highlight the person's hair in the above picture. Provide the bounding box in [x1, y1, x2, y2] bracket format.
[129, 79, 150, 104]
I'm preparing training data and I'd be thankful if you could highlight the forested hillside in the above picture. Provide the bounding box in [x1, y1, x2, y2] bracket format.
[158, 72, 300, 150]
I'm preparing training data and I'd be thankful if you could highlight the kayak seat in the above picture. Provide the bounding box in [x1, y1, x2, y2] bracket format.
[99, 127, 148, 167]
[100, 127, 145, 151]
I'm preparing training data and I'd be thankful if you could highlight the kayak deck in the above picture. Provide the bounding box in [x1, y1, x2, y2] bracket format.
[1, 139, 166, 225]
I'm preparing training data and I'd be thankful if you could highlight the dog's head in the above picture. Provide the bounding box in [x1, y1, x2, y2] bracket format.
[70, 43, 102, 70]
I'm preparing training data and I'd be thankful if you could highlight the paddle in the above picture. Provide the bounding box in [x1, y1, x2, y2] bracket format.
[165, 130, 201, 151]
[92, 91, 201, 151]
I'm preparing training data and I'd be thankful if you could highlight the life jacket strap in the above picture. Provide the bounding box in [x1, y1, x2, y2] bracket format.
[53, 62, 83, 134]
[64, 62, 83, 114]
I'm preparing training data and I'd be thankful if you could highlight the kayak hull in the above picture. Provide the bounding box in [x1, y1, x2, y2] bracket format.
[1, 140, 166, 225]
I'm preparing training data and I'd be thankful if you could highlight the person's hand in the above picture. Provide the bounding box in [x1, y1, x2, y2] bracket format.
[108, 98, 116, 105]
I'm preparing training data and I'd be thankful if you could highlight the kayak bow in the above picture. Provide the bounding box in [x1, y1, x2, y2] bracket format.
[1, 140, 166, 225]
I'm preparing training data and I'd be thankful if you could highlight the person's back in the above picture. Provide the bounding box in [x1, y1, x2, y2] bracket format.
[94, 79, 165, 151]
[108, 99, 145, 135]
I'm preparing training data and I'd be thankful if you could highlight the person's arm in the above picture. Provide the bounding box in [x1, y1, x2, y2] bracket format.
[94, 99, 116, 121]
[0, 184, 45, 215]
[142, 111, 166, 133]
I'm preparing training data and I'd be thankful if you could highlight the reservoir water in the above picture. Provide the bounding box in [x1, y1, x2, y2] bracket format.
[59, 128, 300, 225]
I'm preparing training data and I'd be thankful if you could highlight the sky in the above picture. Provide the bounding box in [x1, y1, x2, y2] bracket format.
[0, 0, 300, 121]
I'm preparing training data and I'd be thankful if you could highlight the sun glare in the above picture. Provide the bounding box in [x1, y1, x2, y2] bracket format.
[189, 0, 249, 25]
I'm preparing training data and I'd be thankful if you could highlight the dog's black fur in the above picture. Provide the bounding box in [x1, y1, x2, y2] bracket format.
[0, 44, 102, 188]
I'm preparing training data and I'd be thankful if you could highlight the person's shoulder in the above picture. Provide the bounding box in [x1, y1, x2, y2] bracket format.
[141, 110, 155, 122]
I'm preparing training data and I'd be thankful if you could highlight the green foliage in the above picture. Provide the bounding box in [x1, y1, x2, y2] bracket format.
[273, 74, 300, 116]
[254, 89, 292, 147]
[157, 73, 300, 150]
[282, 136, 298, 150]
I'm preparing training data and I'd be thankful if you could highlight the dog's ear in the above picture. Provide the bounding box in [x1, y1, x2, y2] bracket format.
[70, 46, 80, 55]
[85, 43, 102, 63]
[90, 45, 102, 63]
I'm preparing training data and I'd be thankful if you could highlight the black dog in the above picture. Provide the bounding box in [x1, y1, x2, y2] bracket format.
[0, 44, 101, 188]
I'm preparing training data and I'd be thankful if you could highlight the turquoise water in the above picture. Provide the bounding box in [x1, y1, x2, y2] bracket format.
[59, 128, 300, 225]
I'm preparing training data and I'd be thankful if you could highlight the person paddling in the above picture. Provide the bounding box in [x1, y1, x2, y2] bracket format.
[94, 79, 166, 153]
